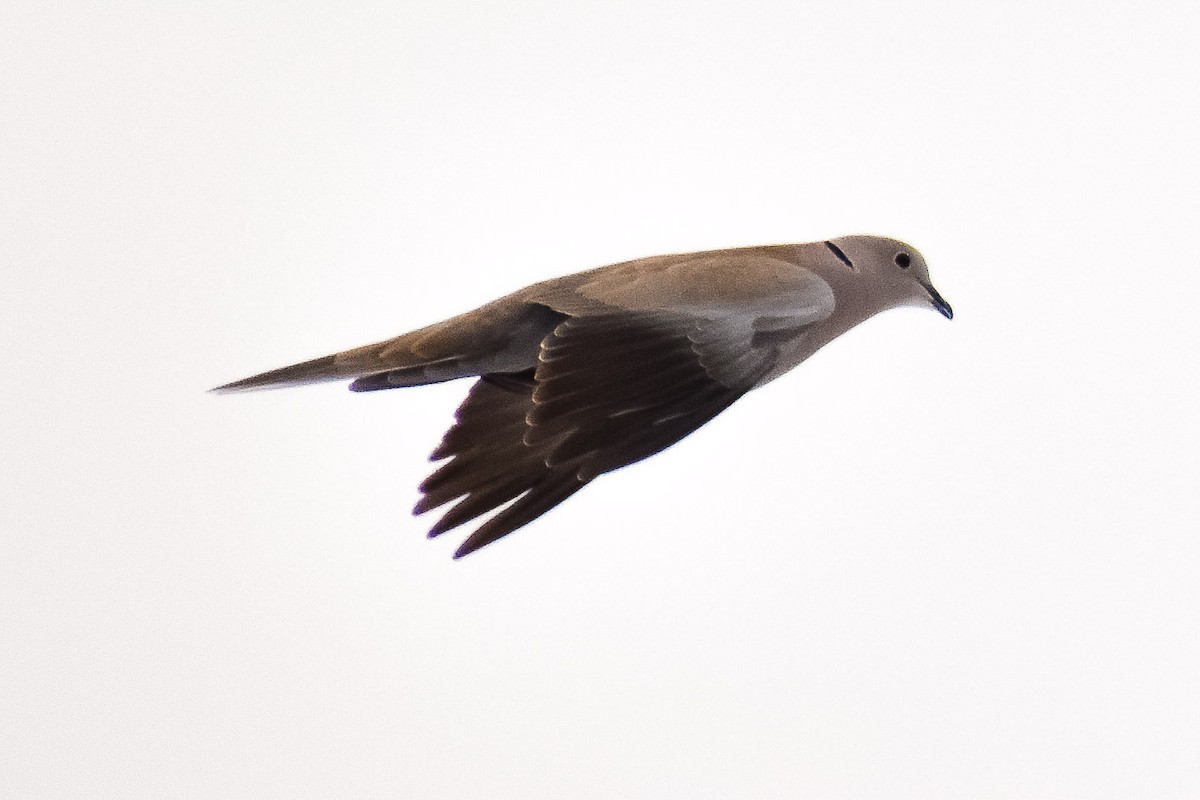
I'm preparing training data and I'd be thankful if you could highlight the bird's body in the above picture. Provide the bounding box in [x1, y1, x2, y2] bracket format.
[215, 236, 952, 557]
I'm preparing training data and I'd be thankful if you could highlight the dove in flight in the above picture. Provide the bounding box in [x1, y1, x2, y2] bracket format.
[214, 235, 952, 557]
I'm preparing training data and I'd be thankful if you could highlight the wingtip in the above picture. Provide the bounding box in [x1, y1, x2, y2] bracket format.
[451, 541, 480, 559]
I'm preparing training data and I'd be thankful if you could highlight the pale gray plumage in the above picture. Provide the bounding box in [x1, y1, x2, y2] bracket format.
[214, 235, 952, 557]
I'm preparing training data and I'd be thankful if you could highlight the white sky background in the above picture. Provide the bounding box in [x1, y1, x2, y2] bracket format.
[3, 1, 1199, 797]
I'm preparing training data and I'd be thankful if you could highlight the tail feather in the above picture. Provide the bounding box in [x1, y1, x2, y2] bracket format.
[210, 339, 483, 394]
[210, 354, 346, 393]
[210, 300, 564, 394]
[208, 336, 419, 393]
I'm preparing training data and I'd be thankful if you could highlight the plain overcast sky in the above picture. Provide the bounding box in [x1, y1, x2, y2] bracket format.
[3, 2, 1199, 798]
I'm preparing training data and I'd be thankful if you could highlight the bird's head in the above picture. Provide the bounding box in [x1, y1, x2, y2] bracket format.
[826, 235, 953, 320]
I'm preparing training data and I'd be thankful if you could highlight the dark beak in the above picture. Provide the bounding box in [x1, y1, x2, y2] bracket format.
[925, 284, 953, 320]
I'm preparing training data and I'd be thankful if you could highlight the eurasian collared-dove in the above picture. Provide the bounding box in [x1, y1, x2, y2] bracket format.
[214, 236, 952, 557]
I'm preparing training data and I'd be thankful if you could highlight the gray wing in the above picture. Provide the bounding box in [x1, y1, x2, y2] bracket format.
[419, 252, 837, 557]
[418, 307, 790, 558]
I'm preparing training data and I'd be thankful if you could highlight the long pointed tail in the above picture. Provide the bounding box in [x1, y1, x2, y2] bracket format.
[210, 353, 351, 393]
[209, 335, 483, 393]
[210, 300, 563, 394]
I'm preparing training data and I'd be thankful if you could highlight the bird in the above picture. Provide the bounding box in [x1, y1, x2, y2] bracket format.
[213, 235, 952, 558]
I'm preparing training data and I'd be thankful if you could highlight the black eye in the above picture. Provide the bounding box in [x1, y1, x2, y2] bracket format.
[895, 252, 911, 269]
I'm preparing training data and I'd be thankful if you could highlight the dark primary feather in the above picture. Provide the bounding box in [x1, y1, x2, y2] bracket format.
[416, 311, 776, 557]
